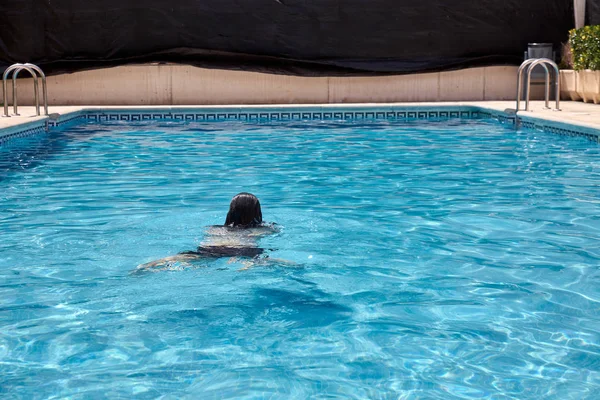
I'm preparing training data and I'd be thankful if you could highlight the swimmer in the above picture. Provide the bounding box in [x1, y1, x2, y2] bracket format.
[135, 193, 285, 272]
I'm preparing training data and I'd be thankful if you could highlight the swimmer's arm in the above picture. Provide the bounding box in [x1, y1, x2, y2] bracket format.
[255, 223, 281, 236]
[236, 256, 299, 271]
[134, 253, 200, 272]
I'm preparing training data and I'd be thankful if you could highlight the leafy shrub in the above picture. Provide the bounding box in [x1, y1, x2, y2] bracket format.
[569, 25, 600, 70]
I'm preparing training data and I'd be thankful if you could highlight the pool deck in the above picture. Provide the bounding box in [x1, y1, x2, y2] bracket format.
[0, 101, 599, 135]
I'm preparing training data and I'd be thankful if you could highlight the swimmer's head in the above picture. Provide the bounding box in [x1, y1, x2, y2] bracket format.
[225, 192, 263, 227]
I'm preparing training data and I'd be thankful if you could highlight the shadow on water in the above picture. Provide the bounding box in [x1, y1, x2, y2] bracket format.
[250, 287, 353, 328]
[146, 287, 353, 332]
[0, 131, 69, 182]
[0, 121, 121, 182]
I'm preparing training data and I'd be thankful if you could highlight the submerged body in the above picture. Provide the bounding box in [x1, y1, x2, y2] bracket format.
[135, 224, 279, 272]
[135, 193, 282, 272]
[188, 224, 278, 258]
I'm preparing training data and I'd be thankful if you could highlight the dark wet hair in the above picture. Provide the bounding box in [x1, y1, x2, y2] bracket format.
[224, 192, 263, 227]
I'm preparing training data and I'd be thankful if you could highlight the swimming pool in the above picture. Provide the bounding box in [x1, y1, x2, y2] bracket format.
[1, 115, 600, 398]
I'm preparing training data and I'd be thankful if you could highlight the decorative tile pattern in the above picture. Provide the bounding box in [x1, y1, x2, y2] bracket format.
[1, 106, 598, 145]
[79, 108, 482, 123]
[0, 125, 47, 145]
[47, 113, 87, 128]
[520, 121, 541, 131]
[498, 115, 517, 125]
[519, 120, 600, 142]
[477, 110, 516, 126]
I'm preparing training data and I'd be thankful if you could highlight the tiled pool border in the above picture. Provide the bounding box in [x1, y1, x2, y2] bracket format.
[46, 106, 486, 128]
[1, 105, 599, 144]
[0, 120, 50, 144]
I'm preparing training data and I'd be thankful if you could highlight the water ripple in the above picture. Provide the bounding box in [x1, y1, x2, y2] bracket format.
[1, 119, 600, 398]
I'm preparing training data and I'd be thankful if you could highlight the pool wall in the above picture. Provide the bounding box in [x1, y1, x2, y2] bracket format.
[1, 105, 599, 145]
[4, 65, 521, 106]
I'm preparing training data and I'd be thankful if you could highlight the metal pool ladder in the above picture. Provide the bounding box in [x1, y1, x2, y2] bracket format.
[2, 63, 49, 117]
[516, 58, 560, 112]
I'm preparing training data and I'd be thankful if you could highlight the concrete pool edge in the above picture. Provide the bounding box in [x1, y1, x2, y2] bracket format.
[1, 102, 599, 144]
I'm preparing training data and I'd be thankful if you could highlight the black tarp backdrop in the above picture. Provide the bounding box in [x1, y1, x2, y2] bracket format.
[589, 0, 600, 25]
[0, 0, 580, 76]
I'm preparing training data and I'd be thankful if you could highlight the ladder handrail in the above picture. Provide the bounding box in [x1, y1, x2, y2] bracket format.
[516, 59, 549, 112]
[516, 58, 560, 112]
[12, 66, 40, 116]
[2, 63, 49, 117]
[2, 64, 22, 117]
[24, 63, 48, 116]
[526, 58, 560, 112]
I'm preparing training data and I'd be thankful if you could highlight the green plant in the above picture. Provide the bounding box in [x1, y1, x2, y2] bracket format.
[569, 25, 600, 70]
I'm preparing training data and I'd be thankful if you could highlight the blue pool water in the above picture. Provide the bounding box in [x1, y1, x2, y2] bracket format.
[1, 118, 600, 399]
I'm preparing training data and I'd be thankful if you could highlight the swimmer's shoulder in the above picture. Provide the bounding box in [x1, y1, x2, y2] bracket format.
[254, 222, 280, 234]
[207, 222, 280, 236]
[248, 223, 280, 237]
